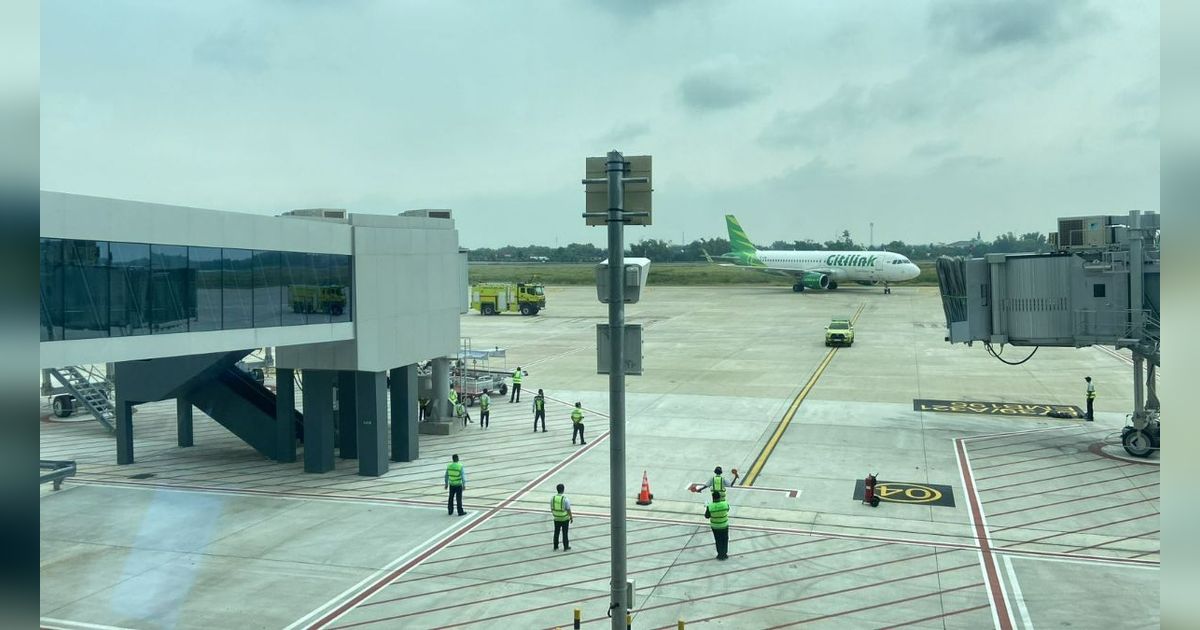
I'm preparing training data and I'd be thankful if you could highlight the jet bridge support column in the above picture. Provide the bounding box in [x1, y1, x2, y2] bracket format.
[274, 368, 297, 463]
[1121, 351, 1160, 457]
[390, 364, 419, 462]
[355, 371, 388, 477]
[337, 371, 358, 459]
[431, 357, 450, 421]
[302, 369, 336, 473]
[176, 397, 193, 448]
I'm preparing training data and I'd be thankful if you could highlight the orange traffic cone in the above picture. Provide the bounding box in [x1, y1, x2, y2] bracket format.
[636, 470, 654, 506]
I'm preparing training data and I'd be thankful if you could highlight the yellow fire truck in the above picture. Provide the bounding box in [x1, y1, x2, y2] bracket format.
[470, 282, 546, 316]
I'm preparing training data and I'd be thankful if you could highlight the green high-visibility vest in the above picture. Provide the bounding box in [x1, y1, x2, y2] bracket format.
[571, 408, 583, 424]
[1087, 384, 1096, 400]
[447, 462, 463, 486]
[552, 494, 569, 522]
[713, 475, 726, 499]
[535, 396, 545, 411]
[707, 500, 729, 530]
[481, 395, 490, 411]
[513, 370, 523, 384]
[449, 390, 458, 403]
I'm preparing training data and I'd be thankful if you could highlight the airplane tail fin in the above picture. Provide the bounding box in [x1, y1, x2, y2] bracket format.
[725, 214, 758, 256]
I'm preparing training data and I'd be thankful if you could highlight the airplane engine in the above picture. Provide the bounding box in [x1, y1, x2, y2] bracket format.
[802, 273, 830, 290]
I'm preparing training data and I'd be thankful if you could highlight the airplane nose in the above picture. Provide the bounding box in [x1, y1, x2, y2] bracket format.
[907, 264, 920, 279]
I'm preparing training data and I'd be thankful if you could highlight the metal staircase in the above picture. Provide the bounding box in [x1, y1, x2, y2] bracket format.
[47, 366, 116, 432]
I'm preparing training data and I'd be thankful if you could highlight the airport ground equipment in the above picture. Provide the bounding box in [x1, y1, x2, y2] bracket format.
[450, 338, 512, 406]
[470, 281, 546, 316]
[44, 366, 116, 431]
[40, 459, 76, 491]
[936, 211, 1160, 457]
[862, 473, 880, 507]
[825, 318, 855, 347]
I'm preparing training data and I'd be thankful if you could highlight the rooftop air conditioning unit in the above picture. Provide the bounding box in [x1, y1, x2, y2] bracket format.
[402, 209, 453, 220]
[281, 208, 348, 221]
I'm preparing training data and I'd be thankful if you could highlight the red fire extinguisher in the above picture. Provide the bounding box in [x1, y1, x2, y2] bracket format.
[863, 473, 880, 507]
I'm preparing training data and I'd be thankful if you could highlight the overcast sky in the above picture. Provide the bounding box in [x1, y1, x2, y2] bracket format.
[41, 0, 1159, 249]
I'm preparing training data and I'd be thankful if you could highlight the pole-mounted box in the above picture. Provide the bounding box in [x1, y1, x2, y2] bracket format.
[597, 324, 643, 375]
[595, 257, 651, 304]
[584, 155, 652, 226]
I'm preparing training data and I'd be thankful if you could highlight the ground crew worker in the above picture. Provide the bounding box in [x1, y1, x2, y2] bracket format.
[479, 389, 491, 429]
[418, 397, 428, 421]
[510, 367, 525, 403]
[571, 402, 586, 445]
[453, 391, 472, 427]
[445, 454, 466, 516]
[551, 483, 573, 551]
[698, 466, 739, 501]
[1085, 376, 1096, 421]
[705, 491, 730, 560]
[448, 388, 458, 419]
[533, 389, 547, 432]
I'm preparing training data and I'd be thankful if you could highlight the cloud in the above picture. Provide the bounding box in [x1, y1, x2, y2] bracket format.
[193, 25, 272, 74]
[910, 140, 960, 159]
[928, 0, 1105, 55]
[586, 0, 688, 19]
[938, 154, 1001, 170]
[678, 68, 765, 112]
[760, 67, 978, 148]
[597, 122, 650, 144]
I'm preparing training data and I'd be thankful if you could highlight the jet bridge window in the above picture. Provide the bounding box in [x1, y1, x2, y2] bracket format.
[1093, 283, 1106, 298]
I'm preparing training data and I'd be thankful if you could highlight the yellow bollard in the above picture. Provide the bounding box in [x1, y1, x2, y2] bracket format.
[678, 620, 686, 629]
[573, 607, 581, 630]
[627, 612, 633, 629]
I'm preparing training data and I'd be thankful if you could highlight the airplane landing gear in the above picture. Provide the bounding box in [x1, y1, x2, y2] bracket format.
[792, 283, 804, 293]
[883, 282, 891, 295]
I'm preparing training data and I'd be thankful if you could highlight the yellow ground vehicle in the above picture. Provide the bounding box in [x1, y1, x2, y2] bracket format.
[825, 318, 854, 346]
[289, 284, 347, 316]
[470, 282, 546, 316]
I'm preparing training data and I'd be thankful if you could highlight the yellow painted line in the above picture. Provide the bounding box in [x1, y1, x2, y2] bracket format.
[743, 303, 866, 487]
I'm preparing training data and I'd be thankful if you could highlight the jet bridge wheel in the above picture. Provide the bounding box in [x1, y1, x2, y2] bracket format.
[52, 395, 74, 418]
[1121, 425, 1159, 458]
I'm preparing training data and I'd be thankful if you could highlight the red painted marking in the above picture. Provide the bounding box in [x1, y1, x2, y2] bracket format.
[877, 603, 993, 629]
[975, 456, 1122, 482]
[788, 490, 798, 498]
[344, 533, 821, 626]
[990, 496, 1160, 534]
[956, 437, 1014, 630]
[987, 482, 1161, 518]
[634, 564, 980, 630]
[979, 460, 1147, 496]
[760, 582, 985, 629]
[1065, 529, 1160, 555]
[304, 430, 611, 630]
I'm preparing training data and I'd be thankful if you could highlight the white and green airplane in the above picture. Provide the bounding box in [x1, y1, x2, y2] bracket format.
[707, 214, 921, 293]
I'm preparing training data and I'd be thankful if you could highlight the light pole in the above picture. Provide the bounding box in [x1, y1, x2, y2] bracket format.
[582, 150, 650, 629]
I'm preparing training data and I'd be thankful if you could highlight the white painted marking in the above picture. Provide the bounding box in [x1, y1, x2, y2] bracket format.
[282, 518, 472, 630]
[40, 619, 137, 630]
[1003, 555, 1036, 630]
[997, 551, 1159, 571]
[955, 439, 1008, 630]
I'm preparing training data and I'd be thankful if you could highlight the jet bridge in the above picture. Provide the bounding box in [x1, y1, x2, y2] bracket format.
[936, 211, 1161, 456]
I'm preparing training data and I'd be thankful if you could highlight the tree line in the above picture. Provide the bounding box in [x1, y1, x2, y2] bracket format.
[466, 231, 1051, 263]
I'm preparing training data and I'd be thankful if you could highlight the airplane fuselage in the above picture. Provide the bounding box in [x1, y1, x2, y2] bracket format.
[747, 249, 920, 283]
